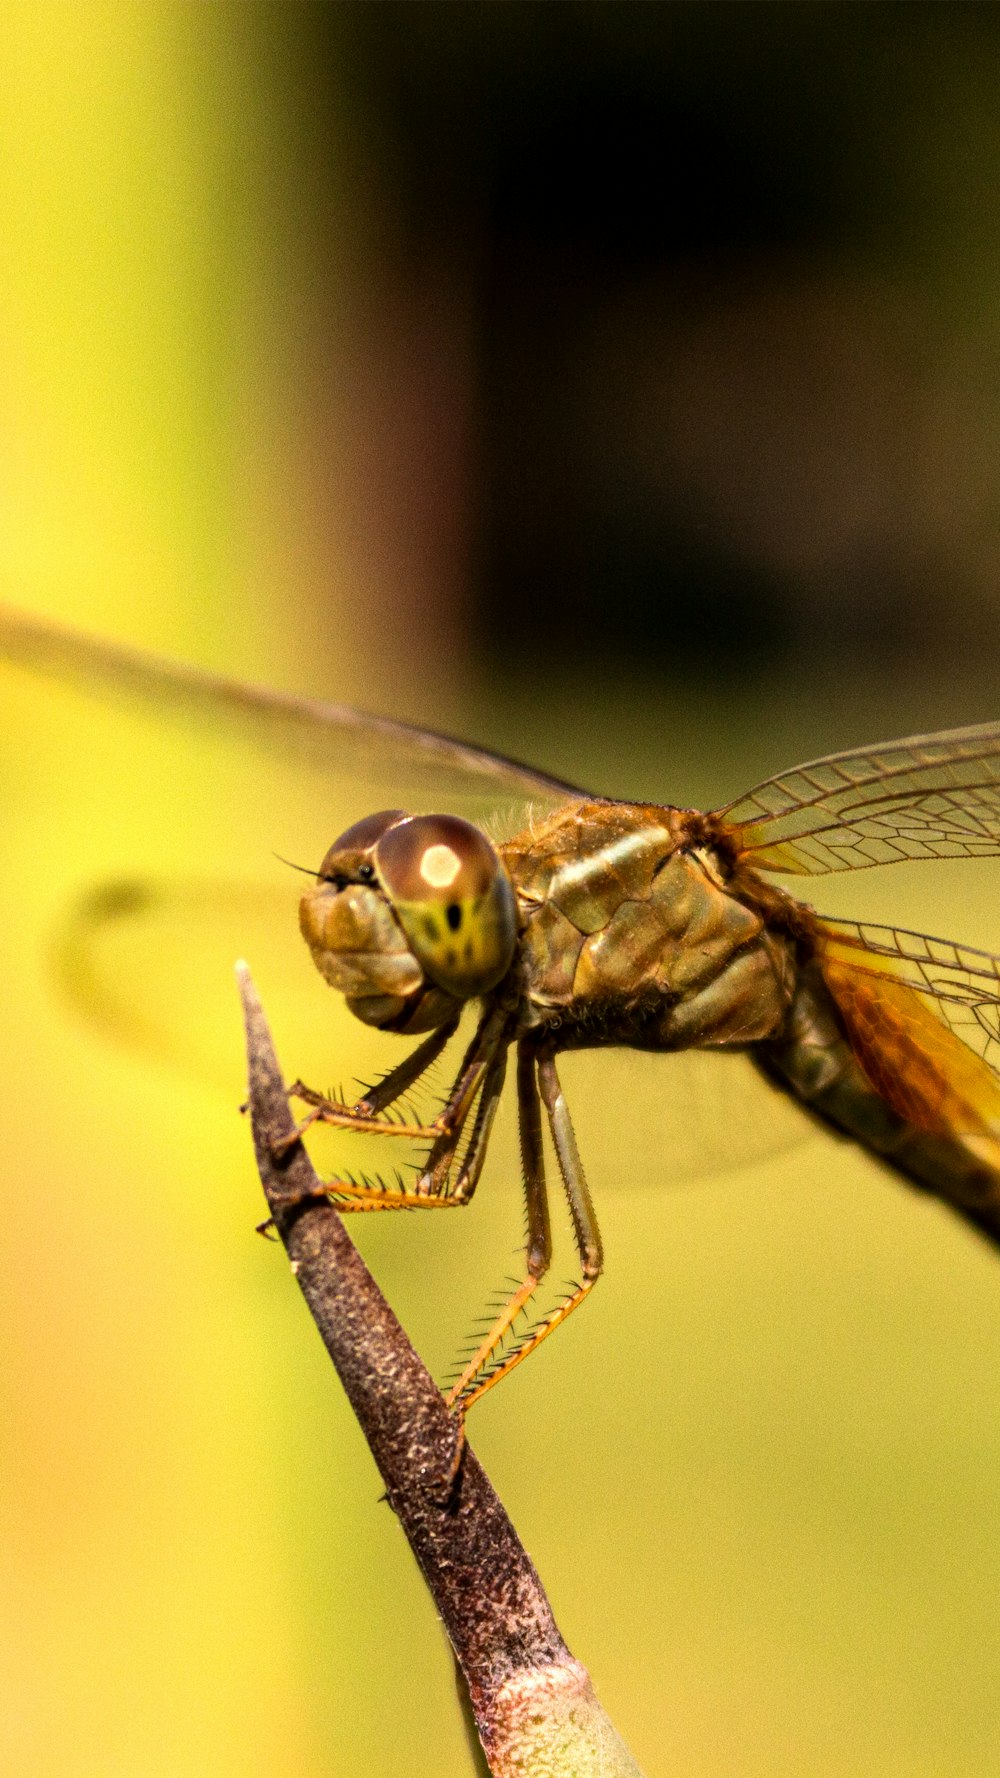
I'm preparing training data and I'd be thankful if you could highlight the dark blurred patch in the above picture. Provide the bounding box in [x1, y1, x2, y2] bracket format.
[263, 2, 1000, 685]
[50, 876, 300, 1084]
[77, 879, 158, 922]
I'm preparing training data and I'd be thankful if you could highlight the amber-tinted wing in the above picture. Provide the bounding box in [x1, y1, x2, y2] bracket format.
[0, 603, 583, 811]
[813, 917, 1000, 1137]
[717, 722, 1000, 874]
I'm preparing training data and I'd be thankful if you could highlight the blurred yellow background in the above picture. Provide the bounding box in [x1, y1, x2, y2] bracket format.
[4, 5, 1000, 1776]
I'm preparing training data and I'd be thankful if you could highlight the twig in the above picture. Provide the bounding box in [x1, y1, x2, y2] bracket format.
[238, 963, 647, 1778]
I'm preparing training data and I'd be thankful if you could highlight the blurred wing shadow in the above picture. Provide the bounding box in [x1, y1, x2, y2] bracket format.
[51, 875, 339, 1094]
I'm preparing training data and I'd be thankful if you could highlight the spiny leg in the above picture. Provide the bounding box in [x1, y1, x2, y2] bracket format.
[540, 1052, 603, 1285]
[448, 1048, 602, 1412]
[282, 1017, 460, 1145]
[353, 1017, 460, 1118]
[284, 1006, 508, 1147]
[448, 1041, 508, 1202]
[288, 1002, 505, 1137]
[444, 1040, 552, 1407]
[429, 1005, 512, 1149]
[271, 1013, 511, 1220]
[256, 1173, 467, 1235]
[333, 1039, 511, 1215]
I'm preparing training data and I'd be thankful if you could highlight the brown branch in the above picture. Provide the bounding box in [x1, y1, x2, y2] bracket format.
[238, 964, 646, 1777]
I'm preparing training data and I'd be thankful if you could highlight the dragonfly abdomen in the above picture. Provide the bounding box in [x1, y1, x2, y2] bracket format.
[758, 964, 1000, 1248]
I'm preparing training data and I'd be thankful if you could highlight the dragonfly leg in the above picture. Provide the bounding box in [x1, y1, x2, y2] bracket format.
[326, 1042, 511, 1217]
[448, 1048, 602, 1412]
[256, 1179, 462, 1233]
[444, 1041, 553, 1407]
[353, 1018, 460, 1118]
[283, 1005, 510, 1148]
[426, 1039, 508, 1204]
[280, 1018, 460, 1147]
[274, 1015, 511, 1219]
[359, 1013, 510, 1205]
[429, 1005, 512, 1144]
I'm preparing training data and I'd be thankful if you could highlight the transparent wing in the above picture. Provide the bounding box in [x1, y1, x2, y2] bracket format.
[0, 606, 580, 1141]
[0, 603, 583, 812]
[813, 916, 1000, 1136]
[716, 722, 1000, 874]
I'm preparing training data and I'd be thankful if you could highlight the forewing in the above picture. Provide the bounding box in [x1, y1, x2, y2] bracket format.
[0, 603, 582, 813]
[813, 916, 1000, 1136]
[717, 722, 1000, 874]
[0, 605, 580, 1124]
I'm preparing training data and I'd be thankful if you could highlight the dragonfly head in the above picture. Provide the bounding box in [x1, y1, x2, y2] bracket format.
[299, 809, 518, 1034]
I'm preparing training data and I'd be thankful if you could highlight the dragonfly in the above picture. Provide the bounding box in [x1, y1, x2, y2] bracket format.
[5, 604, 1000, 1411]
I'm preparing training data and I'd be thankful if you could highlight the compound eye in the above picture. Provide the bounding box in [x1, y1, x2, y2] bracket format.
[317, 810, 406, 883]
[374, 814, 517, 998]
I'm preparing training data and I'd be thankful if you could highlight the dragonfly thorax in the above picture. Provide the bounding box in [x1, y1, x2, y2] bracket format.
[502, 801, 796, 1051]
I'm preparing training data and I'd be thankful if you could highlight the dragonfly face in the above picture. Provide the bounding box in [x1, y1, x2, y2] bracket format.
[6, 604, 1000, 1412]
[299, 808, 518, 1034]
